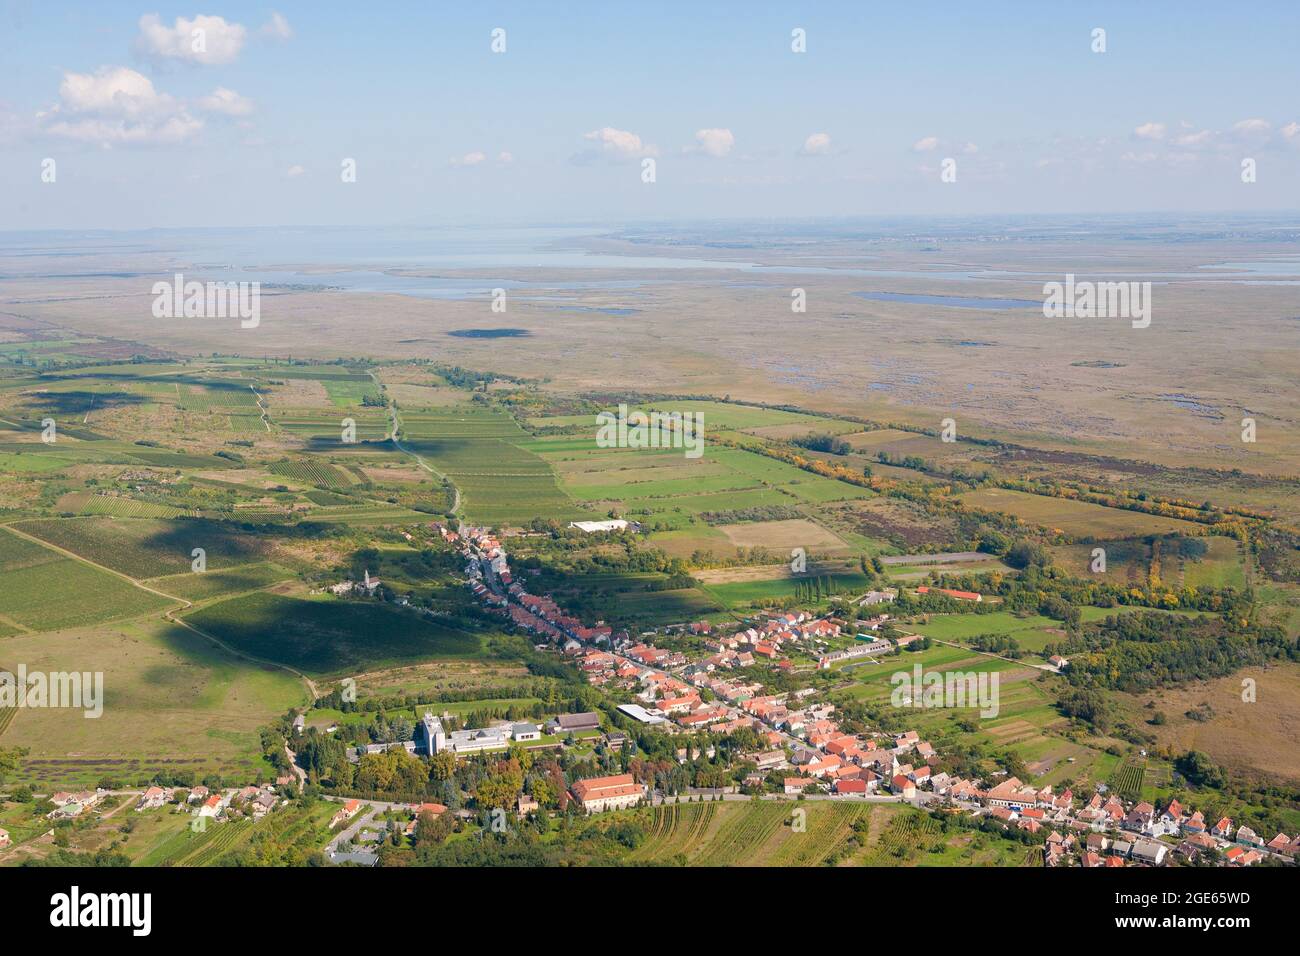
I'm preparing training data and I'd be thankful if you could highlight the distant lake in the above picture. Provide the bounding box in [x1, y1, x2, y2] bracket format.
[853, 291, 1040, 309]
[447, 328, 531, 339]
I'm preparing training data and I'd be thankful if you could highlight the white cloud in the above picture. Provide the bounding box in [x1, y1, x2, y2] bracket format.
[583, 126, 656, 159]
[450, 150, 487, 166]
[800, 132, 831, 155]
[56, 66, 173, 116]
[1133, 121, 1166, 140]
[912, 135, 939, 152]
[197, 87, 254, 117]
[497, 151, 513, 164]
[286, 164, 305, 177]
[135, 14, 248, 65]
[261, 12, 293, 40]
[1282, 122, 1300, 141]
[38, 66, 202, 146]
[1233, 118, 1271, 134]
[691, 127, 734, 158]
[1172, 129, 1212, 148]
[962, 142, 979, 154]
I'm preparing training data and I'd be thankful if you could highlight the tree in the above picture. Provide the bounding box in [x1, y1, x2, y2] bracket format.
[429, 751, 457, 781]
[1175, 751, 1226, 789]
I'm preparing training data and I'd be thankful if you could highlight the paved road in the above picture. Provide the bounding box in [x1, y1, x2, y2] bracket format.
[323, 796, 416, 853]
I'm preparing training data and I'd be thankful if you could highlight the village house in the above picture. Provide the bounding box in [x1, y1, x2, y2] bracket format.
[1123, 801, 1156, 833]
[331, 799, 362, 829]
[136, 786, 169, 811]
[784, 776, 817, 795]
[1235, 826, 1263, 846]
[984, 777, 1040, 811]
[198, 794, 224, 819]
[571, 773, 646, 812]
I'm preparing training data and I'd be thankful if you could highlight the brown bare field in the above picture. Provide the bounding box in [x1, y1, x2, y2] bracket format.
[825, 497, 959, 550]
[716, 518, 848, 551]
[346, 659, 533, 698]
[695, 558, 851, 585]
[959, 487, 1202, 537]
[361, 465, 430, 484]
[1122, 663, 1300, 782]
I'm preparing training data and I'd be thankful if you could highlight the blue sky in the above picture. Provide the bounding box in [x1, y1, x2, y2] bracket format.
[3, 1, 1299, 229]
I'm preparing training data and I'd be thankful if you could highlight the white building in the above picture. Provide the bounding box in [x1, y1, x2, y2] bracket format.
[569, 519, 629, 533]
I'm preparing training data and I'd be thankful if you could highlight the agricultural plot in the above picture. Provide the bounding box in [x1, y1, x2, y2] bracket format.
[1049, 540, 1150, 583]
[958, 488, 1201, 537]
[842, 429, 973, 465]
[299, 504, 429, 524]
[628, 800, 850, 866]
[1109, 758, 1147, 802]
[276, 411, 389, 442]
[0, 530, 171, 631]
[59, 493, 195, 519]
[13, 517, 267, 580]
[174, 385, 261, 412]
[269, 459, 356, 489]
[911, 611, 1067, 656]
[629, 801, 718, 862]
[833, 645, 1057, 744]
[768, 802, 871, 866]
[3, 616, 305, 788]
[860, 809, 946, 865]
[1180, 536, 1246, 589]
[257, 367, 374, 382]
[699, 565, 872, 610]
[185, 592, 483, 676]
[628, 800, 874, 866]
[138, 803, 333, 867]
[547, 440, 869, 516]
[715, 517, 848, 552]
[0, 450, 72, 472]
[144, 562, 293, 602]
[402, 419, 586, 526]
[322, 379, 382, 407]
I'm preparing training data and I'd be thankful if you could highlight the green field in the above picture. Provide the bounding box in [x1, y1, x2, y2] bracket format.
[2, 615, 306, 788]
[401, 409, 587, 525]
[13, 517, 268, 580]
[184, 592, 484, 676]
[0, 528, 172, 631]
[624, 799, 869, 866]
